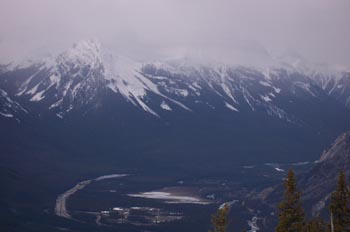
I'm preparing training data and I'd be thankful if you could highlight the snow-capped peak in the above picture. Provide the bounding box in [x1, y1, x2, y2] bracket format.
[1, 39, 349, 120]
[57, 39, 102, 68]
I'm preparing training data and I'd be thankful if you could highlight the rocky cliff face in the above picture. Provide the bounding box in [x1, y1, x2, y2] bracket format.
[299, 131, 350, 216]
[252, 131, 350, 230]
[262, 131, 350, 215]
[319, 131, 350, 162]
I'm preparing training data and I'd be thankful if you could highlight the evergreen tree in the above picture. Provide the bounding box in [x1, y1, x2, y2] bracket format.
[276, 169, 305, 232]
[210, 204, 230, 232]
[329, 170, 350, 232]
[304, 216, 327, 232]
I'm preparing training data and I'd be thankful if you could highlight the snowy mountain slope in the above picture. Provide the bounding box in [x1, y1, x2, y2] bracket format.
[0, 88, 28, 121]
[0, 39, 349, 123]
[2, 40, 107, 118]
[312, 71, 350, 108]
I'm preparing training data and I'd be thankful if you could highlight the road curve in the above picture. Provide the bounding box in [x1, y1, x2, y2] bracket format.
[55, 174, 127, 219]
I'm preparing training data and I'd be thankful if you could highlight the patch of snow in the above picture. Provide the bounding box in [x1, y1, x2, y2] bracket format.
[60, 39, 102, 68]
[259, 81, 271, 87]
[62, 80, 73, 97]
[192, 82, 202, 89]
[26, 84, 40, 95]
[49, 73, 61, 86]
[104, 55, 192, 115]
[247, 216, 260, 232]
[66, 105, 73, 112]
[103, 55, 161, 116]
[128, 191, 210, 205]
[0, 89, 7, 96]
[50, 99, 63, 110]
[221, 82, 239, 104]
[160, 101, 172, 111]
[275, 167, 285, 172]
[266, 104, 292, 122]
[130, 207, 142, 210]
[177, 89, 189, 97]
[294, 82, 316, 97]
[263, 68, 271, 80]
[242, 88, 256, 111]
[219, 200, 238, 209]
[206, 194, 215, 200]
[0, 89, 28, 114]
[0, 112, 14, 118]
[225, 102, 239, 112]
[56, 113, 64, 119]
[261, 95, 272, 102]
[188, 85, 201, 95]
[16, 72, 39, 96]
[150, 76, 168, 80]
[30, 90, 45, 102]
[95, 174, 128, 181]
[273, 87, 281, 93]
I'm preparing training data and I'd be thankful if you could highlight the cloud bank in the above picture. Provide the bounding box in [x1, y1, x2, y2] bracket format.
[0, 0, 349, 68]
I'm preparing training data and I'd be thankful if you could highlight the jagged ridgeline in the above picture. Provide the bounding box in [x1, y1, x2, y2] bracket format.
[1, 39, 350, 119]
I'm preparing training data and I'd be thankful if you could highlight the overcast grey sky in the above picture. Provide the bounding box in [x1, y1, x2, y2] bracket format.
[0, 0, 349, 67]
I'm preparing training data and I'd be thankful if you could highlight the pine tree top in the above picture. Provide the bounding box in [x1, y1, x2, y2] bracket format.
[329, 170, 350, 232]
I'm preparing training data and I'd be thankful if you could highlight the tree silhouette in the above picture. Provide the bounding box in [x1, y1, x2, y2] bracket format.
[210, 204, 230, 232]
[304, 216, 327, 232]
[276, 169, 305, 232]
[329, 170, 350, 232]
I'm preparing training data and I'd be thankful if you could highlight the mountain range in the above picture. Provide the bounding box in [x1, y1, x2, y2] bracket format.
[1, 39, 349, 167]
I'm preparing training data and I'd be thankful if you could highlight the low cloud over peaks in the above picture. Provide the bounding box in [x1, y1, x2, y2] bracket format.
[0, 0, 349, 68]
